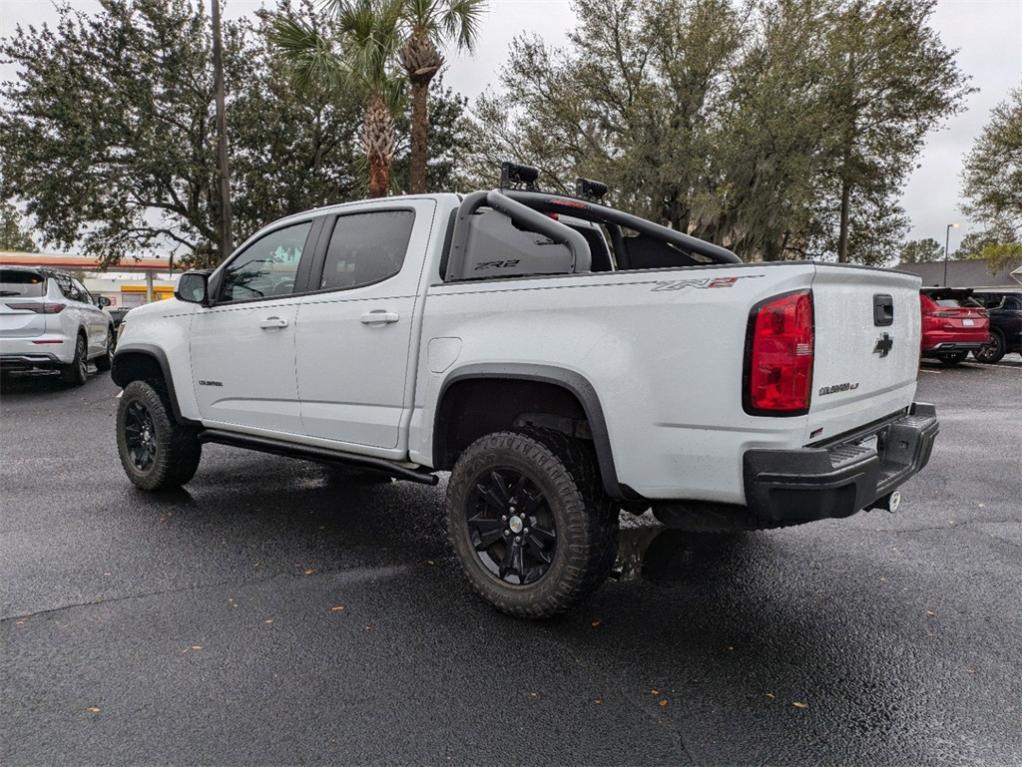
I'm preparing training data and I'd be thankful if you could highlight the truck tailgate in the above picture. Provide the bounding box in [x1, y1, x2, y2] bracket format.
[807, 265, 921, 443]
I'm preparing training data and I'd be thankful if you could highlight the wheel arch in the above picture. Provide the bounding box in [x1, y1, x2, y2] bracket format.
[433, 363, 631, 499]
[111, 344, 192, 424]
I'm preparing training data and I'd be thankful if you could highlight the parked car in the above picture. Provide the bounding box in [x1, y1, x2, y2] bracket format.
[111, 166, 939, 618]
[0, 266, 116, 385]
[919, 288, 990, 366]
[108, 305, 132, 330]
[969, 291, 1022, 363]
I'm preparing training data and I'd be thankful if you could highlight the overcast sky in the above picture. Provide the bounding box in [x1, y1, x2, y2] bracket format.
[2, 0, 1020, 253]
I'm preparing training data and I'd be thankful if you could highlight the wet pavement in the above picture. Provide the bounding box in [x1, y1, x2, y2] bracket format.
[1, 359, 1020, 765]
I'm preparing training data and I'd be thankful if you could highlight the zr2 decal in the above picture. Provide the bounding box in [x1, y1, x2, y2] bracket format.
[650, 275, 763, 292]
[474, 259, 521, 271]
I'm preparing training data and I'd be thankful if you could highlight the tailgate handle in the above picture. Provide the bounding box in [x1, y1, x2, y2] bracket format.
[873, 294, 894, 327]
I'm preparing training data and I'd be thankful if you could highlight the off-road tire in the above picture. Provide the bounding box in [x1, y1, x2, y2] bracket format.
[446, 430, 618, 619]
[60, 333, 88, 386]
[973, 332, 1005, 364]
[117, 380, 202, 491]
[95, 326, 115, 372]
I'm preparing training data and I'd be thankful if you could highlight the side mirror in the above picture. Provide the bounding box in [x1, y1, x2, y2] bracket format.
[175, 271, 210, 305]
[96, 295, 111, 308]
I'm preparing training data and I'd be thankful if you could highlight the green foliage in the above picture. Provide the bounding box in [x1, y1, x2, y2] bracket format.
[1, 0, 468, 264]
[390, 78, 473, 191]
[960, 86, 1022, 271]
[0, 201, 36, 252]
[952, 230, 997, 260]
[467, 0, 970, 264]
[899, 238, 944, 264]
[267, 0, 407, 197]
[399, 0, 485, 52]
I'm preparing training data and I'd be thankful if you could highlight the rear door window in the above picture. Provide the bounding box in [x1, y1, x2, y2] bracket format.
[72, 278, 93, 304]
[0, 270, 46, 297]
[319, 210, 414, 291]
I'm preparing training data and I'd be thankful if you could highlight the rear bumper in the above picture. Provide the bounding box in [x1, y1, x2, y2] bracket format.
[0, 353, 62, 370]
[922, 341, 984, 354]
[0, 335, 73, 366]
[743, 402, 939, 525]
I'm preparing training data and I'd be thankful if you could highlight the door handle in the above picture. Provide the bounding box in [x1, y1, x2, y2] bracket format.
[259, 316, 289, 329]
[360, 310, 400, 325]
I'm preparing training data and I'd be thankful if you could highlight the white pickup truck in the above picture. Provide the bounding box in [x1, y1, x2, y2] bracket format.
[112, 170, 939, 618]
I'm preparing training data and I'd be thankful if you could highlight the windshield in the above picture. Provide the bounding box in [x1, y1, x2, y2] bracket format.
[0, 269, 46, 297]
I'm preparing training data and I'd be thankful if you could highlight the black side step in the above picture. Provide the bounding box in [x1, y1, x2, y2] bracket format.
[198, 429, 439, 485]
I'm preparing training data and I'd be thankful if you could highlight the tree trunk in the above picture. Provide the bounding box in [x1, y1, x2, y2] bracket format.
[368, 151, 390, 198]
[400, 31, 443, 195]
[410, 80, 430, 194]
[363, 92, 395, 198]
[837, 176, 851, 263]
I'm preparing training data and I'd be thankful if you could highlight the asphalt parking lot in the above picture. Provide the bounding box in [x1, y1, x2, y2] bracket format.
[1, 359, 1020, 766]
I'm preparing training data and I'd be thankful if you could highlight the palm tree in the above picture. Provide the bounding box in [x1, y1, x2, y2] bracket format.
[268, 0, 405, 197]
[398, 0, 485, 193]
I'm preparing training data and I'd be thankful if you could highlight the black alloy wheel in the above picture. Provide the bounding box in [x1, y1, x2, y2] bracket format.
[446, 430, 619, 619]
[123, 400, 157, 471]
[466, 467, 557, 585]
[116, 380, 202, 490]
[974, 333, 1005, 364]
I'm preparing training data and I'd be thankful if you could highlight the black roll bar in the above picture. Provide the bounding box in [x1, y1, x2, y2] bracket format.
[445, 189, 592, 281]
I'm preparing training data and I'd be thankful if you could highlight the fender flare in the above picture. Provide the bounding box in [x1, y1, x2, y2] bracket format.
[111, 343, 192, 425]
[435, 362, 635, 500]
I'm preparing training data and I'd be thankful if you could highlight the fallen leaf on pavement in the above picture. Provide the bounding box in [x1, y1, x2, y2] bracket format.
[792, 702, 808, 709]
[85, 706, 100, 714]
[593, 697, 603, 705]
[659, 699, 669, 708]
[650, 689, 659, 696]
[264, 619, 274, 624]
[766, 693, 775, 699]
[330, 605, 346, 612]
[303, 568, 317, 576]
[591, 619, 601, 628]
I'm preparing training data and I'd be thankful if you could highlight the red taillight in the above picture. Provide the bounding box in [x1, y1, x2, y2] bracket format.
[744, 290, 814, 415]
[4, 302, 64, 314]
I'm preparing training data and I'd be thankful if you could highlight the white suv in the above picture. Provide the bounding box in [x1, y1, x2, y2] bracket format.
[0, 266, 115, 385]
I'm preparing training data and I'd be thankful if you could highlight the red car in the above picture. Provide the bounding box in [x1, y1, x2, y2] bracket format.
[920, 288, 990, 366]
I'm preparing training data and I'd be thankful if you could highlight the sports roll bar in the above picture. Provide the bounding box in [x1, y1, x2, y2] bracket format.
[504, 189, 741, 264]
[445, 190, 592, 281]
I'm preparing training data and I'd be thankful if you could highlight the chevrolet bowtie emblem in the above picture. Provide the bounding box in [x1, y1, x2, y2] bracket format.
[873, 332, 894, 357]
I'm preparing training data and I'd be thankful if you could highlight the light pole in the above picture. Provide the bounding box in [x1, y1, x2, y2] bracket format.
[210, 0, 233, 260]
[943, 223, 960, 287]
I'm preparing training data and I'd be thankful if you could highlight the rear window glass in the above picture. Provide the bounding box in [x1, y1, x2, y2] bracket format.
[0, 270, 46, 297]
[320, 210, 414, 290]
